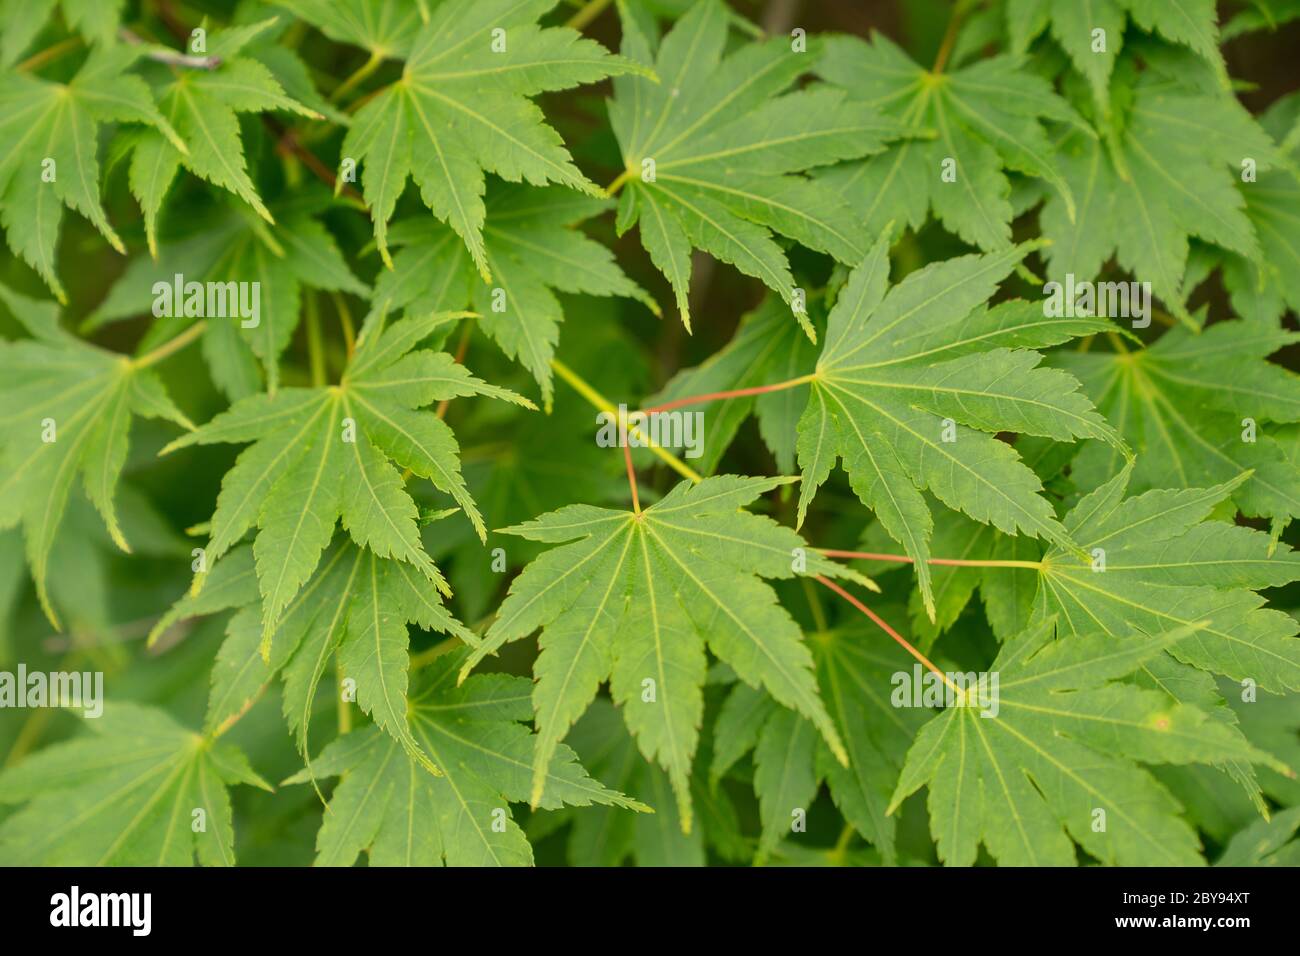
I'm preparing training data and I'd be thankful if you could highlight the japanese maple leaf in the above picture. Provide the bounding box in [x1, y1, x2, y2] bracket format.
[341, 0, 646, 273]
[153, 536, 478, 777]
[161, 310, 532, 653]
[0, 702, 268, 866]
[461, 474, 871, 829]
[87, 196, 369, 397]
[1039, 61, 1287, 324]
[0, 283, 192, 628]
[607, 0, 906, 331]
[1214, 90, 1300, 325]
[813, 32, 1088, 253]
[0, 46, 185, 300]
[370, 185, 655, 406]
[892, 619, 1284, 866]
[286, 651, 647, 867]
[796, 233, 1123, 618]
[1031, 464, 1300, 695]
[127, 18, 321, 239]
[1006, 0, 1229, 113]
[1053, 321, 1300, 525]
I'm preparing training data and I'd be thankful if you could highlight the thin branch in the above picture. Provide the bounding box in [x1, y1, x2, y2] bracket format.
[639, 374, 816, 415]
[761, 0, 802, 35]
[814, 575, 960, 694]
[331, 50, 383, 102]
[331, 292, 356, 356]
[567, 0, 614, 30]
[604, 168, 634, 197]
[817, 548, 1043, 570]
[208, 682, 269, 741]
[931, 0, 977, 74]
[436, 321, 474, 420]
[623, 443, 642, 514]
[131, 321, 207, 369]
[119, 28, 222, 69]
[266, 119, 366, 205]
[551, 358, 705, 483]
[15, 36, 83, 72]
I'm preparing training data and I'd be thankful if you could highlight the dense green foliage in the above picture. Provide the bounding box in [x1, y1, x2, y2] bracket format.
[1, 0, 1299, 868]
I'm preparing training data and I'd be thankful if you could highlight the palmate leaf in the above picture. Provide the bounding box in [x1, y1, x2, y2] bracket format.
[285, 652, 646, 867]
[608, 0, 906, 331]
[370, 185, 655, 405]
[1007, 0, 1229, 111]
[0, 702, 269, 866]
[875, 464, 1300, 694]
[796, 233, 1122, 618]
[279, 544, 474, 772]
[342, 0, 646, 273]
[891, 620, 1285, 867]
[1032, 464, 1300, 695]
[153, 536, 477, 776]
[460, 474, 871, 829]
[128, 19, 321, 237]
[160, 310, 532, 655]
[0, 284, 192, 628]
[1040, 62, 1286, 324]
[0, 46, 186, 301]
[1216, 91, 1300, 325]
[87, 197, 368, 397]
[813, 32, 1088, 253]
[1053, 321, 1300, 525]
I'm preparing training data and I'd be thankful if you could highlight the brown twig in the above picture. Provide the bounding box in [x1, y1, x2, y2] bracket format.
[119, 28, 222, 69]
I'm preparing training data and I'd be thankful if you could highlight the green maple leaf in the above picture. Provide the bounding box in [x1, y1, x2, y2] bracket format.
[813, 32, 1088, 253]
[873, 464, 1300, 696]
[1216, 91, 1300, 325]
[891, 620, 1285, 866]
[153, 537, 477, 776]
[0, 282, 192, 628]
[1040, 64, 1286, 324]
[342, 0, 646, 273]
[1054, 321, 1300, 525]
[1007, 0, 1229, 112]
[1031, 464, 1300, 695]
[0, 46, 186, 301]
[608, 0, 905, 331]
[160, 310, 532, 656]
[0, 702, 268, 865]
[796, 233, 1122, 618]
[128, 18, 321, 239]
[460, 474, 870, 829]
[0, 0, 125, 67]
[284, 651, 647, 867]
[370, 185, 655, 405]
[87, 197, 369, 396]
